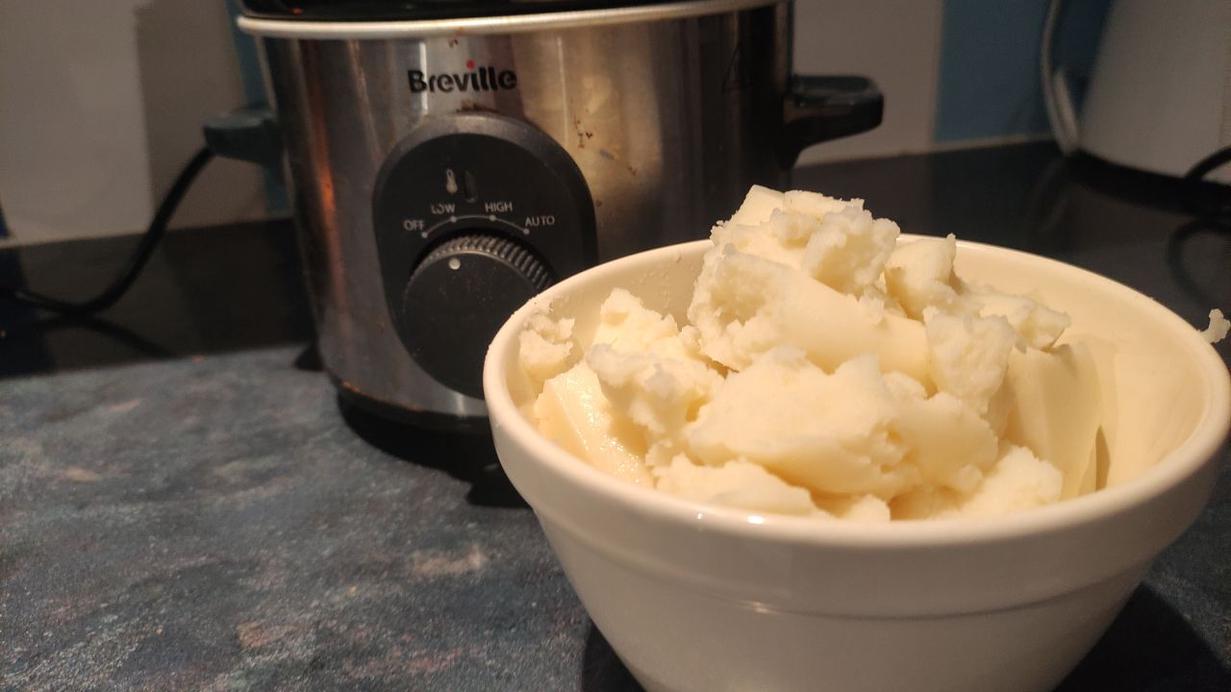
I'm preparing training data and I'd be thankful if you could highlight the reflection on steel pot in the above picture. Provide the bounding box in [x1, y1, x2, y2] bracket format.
[231, 0, 883, 429]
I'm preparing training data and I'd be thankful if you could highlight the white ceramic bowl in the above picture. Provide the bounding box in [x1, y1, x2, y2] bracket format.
[483, 238, 1230, 692]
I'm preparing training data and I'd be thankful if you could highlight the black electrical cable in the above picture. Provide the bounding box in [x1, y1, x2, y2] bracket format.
[1182, 144, 1231, 222]
[0, 146, 215, 316]
[1185, 145, 1231, 184]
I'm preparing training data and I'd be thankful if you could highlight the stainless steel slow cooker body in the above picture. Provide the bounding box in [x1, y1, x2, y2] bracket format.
[239, 0, 882, 429]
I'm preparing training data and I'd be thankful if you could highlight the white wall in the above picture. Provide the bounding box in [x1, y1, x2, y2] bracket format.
[793, 0, 944, 165]
[0, 1, 267, 246]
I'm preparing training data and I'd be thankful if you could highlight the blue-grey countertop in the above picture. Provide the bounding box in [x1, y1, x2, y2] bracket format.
[1, 143, 1228, 690]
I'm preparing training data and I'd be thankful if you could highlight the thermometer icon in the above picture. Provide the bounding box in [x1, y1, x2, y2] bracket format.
[445, 169, 459, 195]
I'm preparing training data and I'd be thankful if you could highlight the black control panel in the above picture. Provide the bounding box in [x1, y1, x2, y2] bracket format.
[372, 112, 596, 398]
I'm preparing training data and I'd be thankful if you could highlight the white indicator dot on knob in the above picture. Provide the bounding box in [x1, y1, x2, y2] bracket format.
[447, 258, 461, 271]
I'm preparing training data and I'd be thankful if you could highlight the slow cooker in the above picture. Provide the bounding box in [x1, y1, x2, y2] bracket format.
[235, 0, 882, 429]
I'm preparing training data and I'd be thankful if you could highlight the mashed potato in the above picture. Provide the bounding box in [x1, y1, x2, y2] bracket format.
[519, 186, 1104, 521]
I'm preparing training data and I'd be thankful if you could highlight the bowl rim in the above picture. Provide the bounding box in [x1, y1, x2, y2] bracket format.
[483, 237, 1231, 548]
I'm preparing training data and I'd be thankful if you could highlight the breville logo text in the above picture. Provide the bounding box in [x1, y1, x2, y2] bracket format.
[408, 60, 517, 94]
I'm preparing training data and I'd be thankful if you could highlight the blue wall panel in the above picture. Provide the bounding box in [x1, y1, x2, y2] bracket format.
[935, 0, 1111, 143]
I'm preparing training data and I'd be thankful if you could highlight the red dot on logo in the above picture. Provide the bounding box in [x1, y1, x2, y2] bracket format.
[466, 60, 475, 70]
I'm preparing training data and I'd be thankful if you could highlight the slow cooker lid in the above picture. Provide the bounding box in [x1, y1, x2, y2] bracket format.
[239, 0, 688, 21]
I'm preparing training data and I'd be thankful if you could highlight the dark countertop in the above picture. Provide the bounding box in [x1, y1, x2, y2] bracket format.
[1, 142, 1228, 690]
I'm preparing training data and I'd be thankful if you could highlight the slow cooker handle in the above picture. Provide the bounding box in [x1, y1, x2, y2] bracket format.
[781, 75, 883, 167]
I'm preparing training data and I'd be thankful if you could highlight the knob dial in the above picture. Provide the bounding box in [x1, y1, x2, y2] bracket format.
[399, 233, 553, 398]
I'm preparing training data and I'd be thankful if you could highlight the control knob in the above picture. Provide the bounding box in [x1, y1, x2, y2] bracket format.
[399, 233, 553, 398]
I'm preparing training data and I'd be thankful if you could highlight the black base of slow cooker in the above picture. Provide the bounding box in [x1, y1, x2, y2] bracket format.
[330, 372, 493, 435]
[335, 386, 526, 507]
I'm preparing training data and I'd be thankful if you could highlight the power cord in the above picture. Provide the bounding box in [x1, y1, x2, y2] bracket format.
[1183, 145, 1231, 222]
[0, 146, 215, 316]
[1185, 145, 1231, 184]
